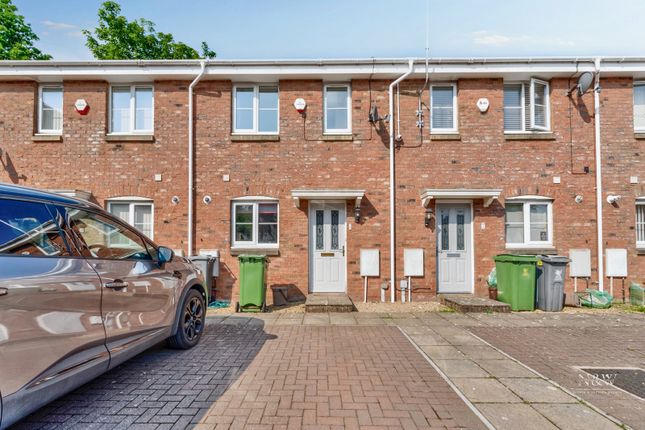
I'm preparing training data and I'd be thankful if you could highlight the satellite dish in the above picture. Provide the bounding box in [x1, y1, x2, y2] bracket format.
[577, 72, 594, 95]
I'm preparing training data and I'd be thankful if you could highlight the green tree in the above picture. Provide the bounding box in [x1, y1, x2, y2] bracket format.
[0, 0, 51, 60]
[83, 1, 216, 60]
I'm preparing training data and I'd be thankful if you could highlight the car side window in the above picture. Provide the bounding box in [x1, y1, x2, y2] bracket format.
[63, 207, 152, 261]
[0, 198, 70, 257]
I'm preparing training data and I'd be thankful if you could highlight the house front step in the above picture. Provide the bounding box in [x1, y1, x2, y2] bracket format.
[305, 293, 355, 313]
[439, 294, 511, 313]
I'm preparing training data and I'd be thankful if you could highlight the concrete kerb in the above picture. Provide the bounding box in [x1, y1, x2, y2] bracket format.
[398, 326, 497, 430]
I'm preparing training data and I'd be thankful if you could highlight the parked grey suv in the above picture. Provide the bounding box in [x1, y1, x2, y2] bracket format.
[0, 184, 206, 429]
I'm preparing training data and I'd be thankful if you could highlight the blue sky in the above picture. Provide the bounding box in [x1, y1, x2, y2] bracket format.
[13, 0, 645, 60]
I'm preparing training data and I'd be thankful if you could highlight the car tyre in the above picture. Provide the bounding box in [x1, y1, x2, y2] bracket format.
[167, 289, 205, 349]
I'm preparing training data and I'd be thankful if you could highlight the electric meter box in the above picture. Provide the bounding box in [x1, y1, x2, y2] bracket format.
[360, 249, 380, 277]
[404, 248, 424, 277]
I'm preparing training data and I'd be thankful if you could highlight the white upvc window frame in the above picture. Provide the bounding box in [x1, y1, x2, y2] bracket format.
[503, 82, 526, 132]
[636, 198, 645, 249]
[530, 78, 550, 131]
[38, 84, 63, 135]
[505, 198, 554, 249]
[231, 199, 279, 250]
[108, 84, 154, 135]
[633, 82, 645, 132]
[503, 79, 551, 133]
[323, 83, 352, 134]
[430, 83, 458, 133]
[232, 84, 280, 134]
[106, 198, 155, 240]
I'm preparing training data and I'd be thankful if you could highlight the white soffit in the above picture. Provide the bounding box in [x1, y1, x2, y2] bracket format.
[420, 188, 502, 208]
[291, 189, 365, 208]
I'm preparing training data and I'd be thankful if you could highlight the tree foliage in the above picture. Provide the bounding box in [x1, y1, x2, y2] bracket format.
[83, 1, 216, 60]
[0, 0, 51, 60]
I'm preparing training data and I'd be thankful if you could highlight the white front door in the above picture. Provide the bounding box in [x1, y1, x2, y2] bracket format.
[437, 203, 473, 293]
[309, 202, 346, 293]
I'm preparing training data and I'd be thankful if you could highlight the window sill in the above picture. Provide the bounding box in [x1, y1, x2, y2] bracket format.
[106, 134, 155, 143]
[634, 132, 645, 140]
[32, 134, 62, 142]
[230, 134, 280, 142]
[430, 133, 461, 141]
[230, 246, 279, 256]
[504, 132, 556, 141]
[321, 134, 353, 141]
[505, 246, 556, 255]
[637, 247, 645, 255]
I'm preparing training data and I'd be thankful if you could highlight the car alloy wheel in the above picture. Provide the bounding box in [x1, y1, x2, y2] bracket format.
[183, 296, 204, 341]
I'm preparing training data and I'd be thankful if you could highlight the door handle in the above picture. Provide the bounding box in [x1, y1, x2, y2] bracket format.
[105, 280, 129, 289]
[0, 288, 7, 296]
[342, 246, 345, 257]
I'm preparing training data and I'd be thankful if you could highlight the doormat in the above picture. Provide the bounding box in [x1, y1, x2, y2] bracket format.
[579, 367, 645, 399]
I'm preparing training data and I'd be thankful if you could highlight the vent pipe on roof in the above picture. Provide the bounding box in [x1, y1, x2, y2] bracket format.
[388, 59, 415, 302]
[188, 61, 207, 256]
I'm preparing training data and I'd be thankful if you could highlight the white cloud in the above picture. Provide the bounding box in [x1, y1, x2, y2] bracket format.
[42, 20, 77, 30]
[471, 31, 575, 49]
[472, 31, 529, 46]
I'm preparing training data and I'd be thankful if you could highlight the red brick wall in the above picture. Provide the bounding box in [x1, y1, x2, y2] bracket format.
[1, 75, 643, 303]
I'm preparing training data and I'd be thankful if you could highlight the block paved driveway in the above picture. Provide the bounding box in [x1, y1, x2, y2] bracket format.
[16, 316, 485, 430]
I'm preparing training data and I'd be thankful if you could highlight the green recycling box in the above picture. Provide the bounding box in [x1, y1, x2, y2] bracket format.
[493, 254, 538, 311]
[237, 255, 267, 312]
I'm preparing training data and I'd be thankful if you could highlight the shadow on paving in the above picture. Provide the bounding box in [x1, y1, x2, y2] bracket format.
[13, 317, 275, 430]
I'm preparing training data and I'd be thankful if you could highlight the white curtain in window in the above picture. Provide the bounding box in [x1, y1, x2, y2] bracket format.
[134, 205, 153, 238]
[40, 87, 63, 132]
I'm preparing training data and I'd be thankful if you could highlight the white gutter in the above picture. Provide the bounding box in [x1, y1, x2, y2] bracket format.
[593, 57, 604, 291]
[388, 59, 414, 303]
[187, 60, 207, 256]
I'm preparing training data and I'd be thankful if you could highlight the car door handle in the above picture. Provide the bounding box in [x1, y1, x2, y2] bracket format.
[0, 288, 7, 296]
[105, 280, 129, 289]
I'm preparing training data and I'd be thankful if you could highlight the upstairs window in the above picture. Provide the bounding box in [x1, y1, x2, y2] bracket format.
[232, 200, 278, 248]
[637, 199, 645, 248]
[634, 83, 645, 131]
[430, 84, 457, 132]
[505, 198, 553, 247]
[38, 85, 63, 134]
[504, 79, 550, 132]
[233, 85, 279, 134]
[110, 85, 153, 134]
[324, 84, 351, 134]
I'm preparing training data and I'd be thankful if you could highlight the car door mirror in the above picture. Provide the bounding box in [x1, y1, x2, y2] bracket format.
[157, 246, 174, 265]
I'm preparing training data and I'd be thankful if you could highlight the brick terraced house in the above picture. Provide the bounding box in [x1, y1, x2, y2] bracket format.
[0, 57, 643, 304]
